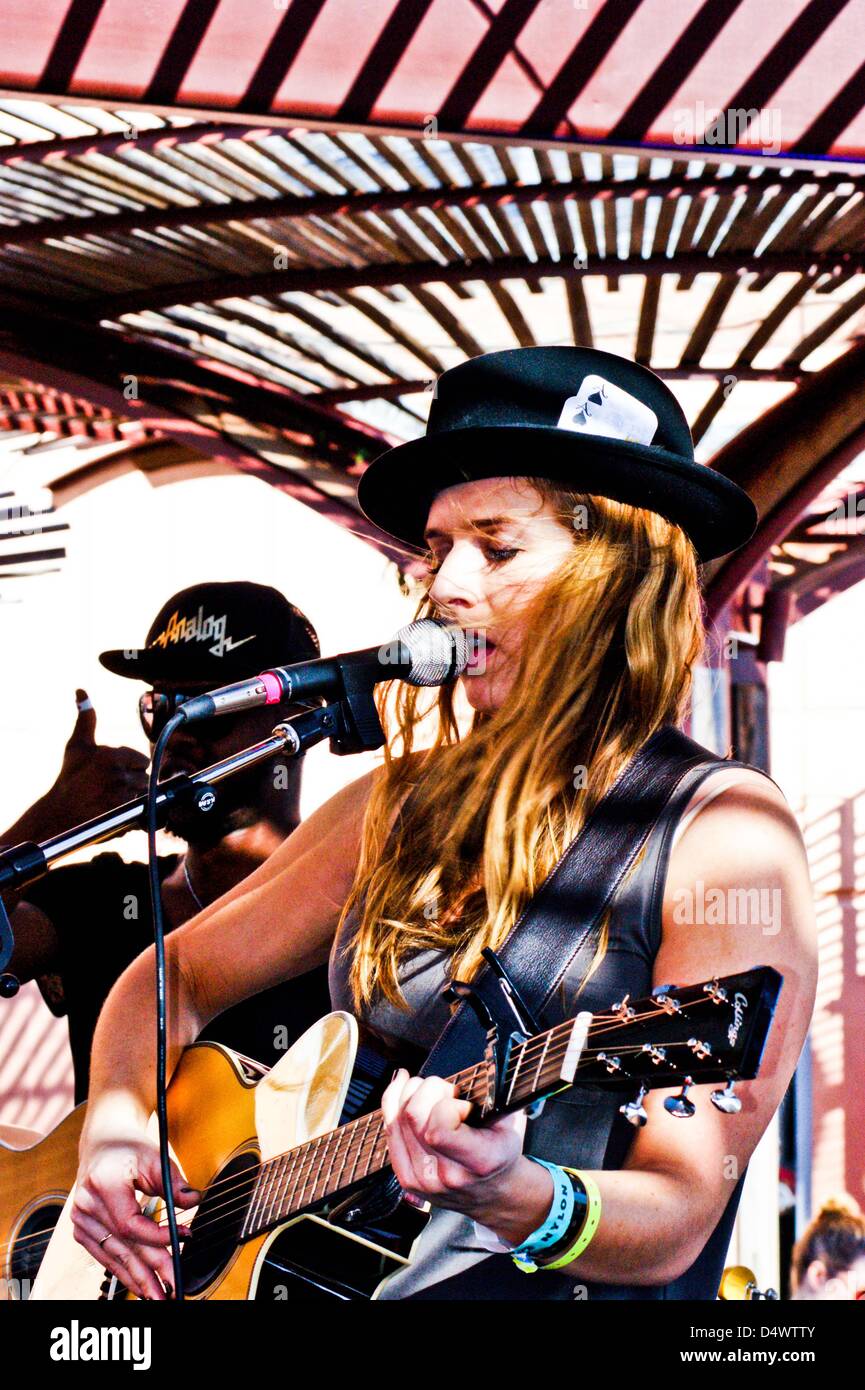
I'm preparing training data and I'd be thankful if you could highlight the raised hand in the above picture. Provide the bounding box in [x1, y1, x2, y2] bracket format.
[19, 690, 150, 840]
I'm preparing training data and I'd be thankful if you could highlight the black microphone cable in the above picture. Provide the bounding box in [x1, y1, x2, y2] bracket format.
[146, 709, 188, 1302]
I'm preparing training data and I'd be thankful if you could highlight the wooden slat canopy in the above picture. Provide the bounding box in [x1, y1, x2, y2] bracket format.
[0, 30, 863, 619]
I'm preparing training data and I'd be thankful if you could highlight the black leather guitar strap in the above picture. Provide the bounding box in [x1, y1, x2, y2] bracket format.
[420, 724, 775, 1080]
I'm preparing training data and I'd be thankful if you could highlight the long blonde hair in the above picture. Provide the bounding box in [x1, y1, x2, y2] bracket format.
[340, 478, 705, 1013]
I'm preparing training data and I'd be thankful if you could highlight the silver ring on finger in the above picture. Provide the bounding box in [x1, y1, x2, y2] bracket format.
[98, 1234, 128, 1268]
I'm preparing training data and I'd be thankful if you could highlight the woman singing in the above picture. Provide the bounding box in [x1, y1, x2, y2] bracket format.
[68, 347, 817, 1300]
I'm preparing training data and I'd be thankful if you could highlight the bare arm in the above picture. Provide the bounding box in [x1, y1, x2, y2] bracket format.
[382, 774, 818, 1286]
[72, 764, 380, 1297]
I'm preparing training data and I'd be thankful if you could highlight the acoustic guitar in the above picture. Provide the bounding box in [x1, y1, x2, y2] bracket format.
[31, 965, 781, 1301]
[0, 1109, 85, 1301]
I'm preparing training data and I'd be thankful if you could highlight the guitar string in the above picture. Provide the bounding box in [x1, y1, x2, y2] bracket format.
[12, 1026, 705, 1276]
[140, 995, 713, 1220]
[0, 1025, 727, 1268]
[2, 1035, 726, 1275]
[0, 1009, 605, 1260]
[154, 992, 725, 1224]
[0, 993, 734, 1263]
[146, 1054, 723, 1270]
[143, 1038, 732, 1259]
[126, 1006, 705, 1234]
[2, 997, 728, 1265]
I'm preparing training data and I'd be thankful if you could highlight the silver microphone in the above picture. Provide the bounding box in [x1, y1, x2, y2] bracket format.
[177, 618, 469, 723]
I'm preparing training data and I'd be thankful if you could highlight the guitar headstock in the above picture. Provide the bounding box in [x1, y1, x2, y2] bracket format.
[508, 966, 782, 1126]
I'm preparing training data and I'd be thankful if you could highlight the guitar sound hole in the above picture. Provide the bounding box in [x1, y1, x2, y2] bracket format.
[180, 1151, 260, 1295]
[11, 1202, 63, 1296]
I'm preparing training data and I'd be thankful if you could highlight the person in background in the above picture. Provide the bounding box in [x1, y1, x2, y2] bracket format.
[1, 581, 332, 1102]
[790, 1196, 865, 1299]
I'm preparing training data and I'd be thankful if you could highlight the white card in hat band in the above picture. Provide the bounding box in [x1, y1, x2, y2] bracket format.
[556, 374, 658, 447]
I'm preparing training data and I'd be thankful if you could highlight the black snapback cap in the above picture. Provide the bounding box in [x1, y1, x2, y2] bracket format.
[99, 581, 320, 687]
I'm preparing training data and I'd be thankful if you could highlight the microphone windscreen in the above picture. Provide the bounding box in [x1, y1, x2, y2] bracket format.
[395, 618, 468, 686]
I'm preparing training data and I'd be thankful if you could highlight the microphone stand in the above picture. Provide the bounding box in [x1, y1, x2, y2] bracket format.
[0, 682, 386, 992]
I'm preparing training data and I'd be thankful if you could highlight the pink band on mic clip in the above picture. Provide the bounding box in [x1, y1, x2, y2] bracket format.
[260, 671, 283, 705]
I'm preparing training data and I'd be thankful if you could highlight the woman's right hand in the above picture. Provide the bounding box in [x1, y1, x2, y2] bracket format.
[72, 1138, 200, 1300]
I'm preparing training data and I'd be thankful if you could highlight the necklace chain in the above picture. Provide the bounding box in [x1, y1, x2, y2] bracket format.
[182, 856, 206, 912]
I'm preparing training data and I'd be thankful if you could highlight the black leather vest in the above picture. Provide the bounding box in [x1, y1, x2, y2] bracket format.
[328, 741, 776, 1300]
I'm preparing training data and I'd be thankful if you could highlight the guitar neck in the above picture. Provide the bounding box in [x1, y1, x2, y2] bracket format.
[241, 1058, 483, 1240]
[240, 967, 781, 1241]
[241, 1015, 583, 1240]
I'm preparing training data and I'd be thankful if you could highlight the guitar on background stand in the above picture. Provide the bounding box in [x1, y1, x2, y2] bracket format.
[0, 1108, 85, 1300]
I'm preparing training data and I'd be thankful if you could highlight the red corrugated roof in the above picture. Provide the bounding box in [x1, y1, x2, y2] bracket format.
[2, 0, 865, 160]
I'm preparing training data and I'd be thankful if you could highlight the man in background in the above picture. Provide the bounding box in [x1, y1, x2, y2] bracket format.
[1, 581, 332, 1101]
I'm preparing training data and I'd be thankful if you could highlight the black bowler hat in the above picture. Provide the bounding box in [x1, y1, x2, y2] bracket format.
[99, 581, 320, 687]
[357, 347, 757, 562]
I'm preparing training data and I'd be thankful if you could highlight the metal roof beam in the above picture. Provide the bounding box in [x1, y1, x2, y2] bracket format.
[0, 293, 387, 462]
[68, 252, 855, 319]
[704, 341, 865, 617]
[0, 122, 266, 168]
[316, 362, 806, 405]
[0, 311, 398, 560]
[7, 165, 819, 247]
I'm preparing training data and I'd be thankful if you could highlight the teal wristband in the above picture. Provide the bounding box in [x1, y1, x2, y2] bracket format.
[509, 1158, 575, 1270]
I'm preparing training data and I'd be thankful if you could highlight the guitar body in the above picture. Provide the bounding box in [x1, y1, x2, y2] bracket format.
[28, 967, 781, 1301]
[1, 1109, 85, 1300]
[32, 1013, 428, 1301]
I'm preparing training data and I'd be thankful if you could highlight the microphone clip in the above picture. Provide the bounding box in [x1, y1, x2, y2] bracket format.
[328, 662, 386, 755]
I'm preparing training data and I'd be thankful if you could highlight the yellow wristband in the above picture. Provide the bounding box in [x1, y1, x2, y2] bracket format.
[537, 1169, 602, 1272]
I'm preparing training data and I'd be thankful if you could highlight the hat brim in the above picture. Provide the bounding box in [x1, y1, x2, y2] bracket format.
[357, 425, 757, 563]
[98, 648, 238, 687]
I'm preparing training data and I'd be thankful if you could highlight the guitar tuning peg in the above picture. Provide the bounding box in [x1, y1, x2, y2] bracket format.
[710, 1079, 742, 1115]
[619, 1084, 648, 1127]
[664, 1078, 696, 1118]
[611, 994, 635, 1021]
[704, 979, 728, 1006]
[653, 988, 682, 1016]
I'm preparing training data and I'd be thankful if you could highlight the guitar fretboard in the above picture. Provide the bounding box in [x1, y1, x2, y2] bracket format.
[238, 979, 745, 1241]
[240, 1018, 569, 1239]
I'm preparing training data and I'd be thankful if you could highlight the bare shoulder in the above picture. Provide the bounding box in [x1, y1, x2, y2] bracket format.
[677, 764, 791, 824]
[624, 766, 818, 1241]
[669, 765, 807, 889]
[663, 766, 815, 942]
[658, 763, 817, 1073]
